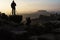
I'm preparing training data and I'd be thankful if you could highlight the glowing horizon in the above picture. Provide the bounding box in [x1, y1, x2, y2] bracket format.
[0, 0, 60, 15]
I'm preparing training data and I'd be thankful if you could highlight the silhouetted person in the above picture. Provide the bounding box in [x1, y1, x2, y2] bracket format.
[11, 0, 16, 15]
[26, 17, 31, 25]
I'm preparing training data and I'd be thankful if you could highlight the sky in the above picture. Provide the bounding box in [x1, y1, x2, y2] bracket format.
[0, 0, 60, 15]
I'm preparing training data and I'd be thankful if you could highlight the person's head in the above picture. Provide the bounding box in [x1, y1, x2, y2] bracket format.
[12, 0, 15, 3]
[13, 1, 14, 3]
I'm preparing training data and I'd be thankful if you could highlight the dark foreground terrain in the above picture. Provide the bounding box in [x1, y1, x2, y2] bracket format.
[0, 13, 60, 40]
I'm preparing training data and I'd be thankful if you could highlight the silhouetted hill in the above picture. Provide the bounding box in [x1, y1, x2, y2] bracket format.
[0, 10, 60, 40]
[22, 10, 51, 20]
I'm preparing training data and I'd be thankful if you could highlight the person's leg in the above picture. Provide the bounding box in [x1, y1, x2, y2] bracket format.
[14, 9, 15, 15]
[12, 9, 13, 15]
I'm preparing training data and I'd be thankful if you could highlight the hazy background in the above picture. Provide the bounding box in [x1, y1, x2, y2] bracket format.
[0, 0, 60, 15]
